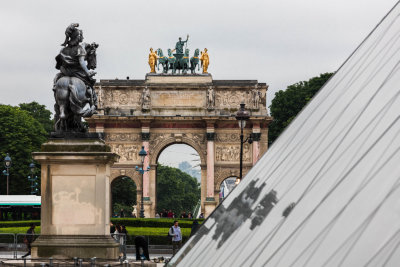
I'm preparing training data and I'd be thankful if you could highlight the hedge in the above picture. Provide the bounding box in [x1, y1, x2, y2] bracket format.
[0, 220, 40, 228]
[110, 218, 204, 228]
[0, 218, 203, 229]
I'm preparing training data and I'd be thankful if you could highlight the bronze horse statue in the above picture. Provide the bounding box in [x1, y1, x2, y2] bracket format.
[167, 49, 177, 74]
[157, 48, 169, 73]
[190, 48, 200, 74]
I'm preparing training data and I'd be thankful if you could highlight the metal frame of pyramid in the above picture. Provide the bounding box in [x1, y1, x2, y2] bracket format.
[168, 1, 400, 266]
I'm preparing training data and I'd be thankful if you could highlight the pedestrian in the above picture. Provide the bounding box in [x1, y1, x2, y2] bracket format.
[169, 220, 182, 255]
[188, 213, 193, 219]
[120, 208, 124, 218]
[22, 223, 36, 258]
[199, 213, 204, 219]
[155, 213, 160, 218]
[162, 209, 168, 218]
[190, 220, 200, 237]
[120, 225, 128, 260]
[167, 210, 173, 218]
[110, 222, 115, 234]
[134, 236, 150, 261]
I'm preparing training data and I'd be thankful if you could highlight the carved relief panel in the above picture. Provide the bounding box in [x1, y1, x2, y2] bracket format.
[99, 88, 141, 108]
[105, 132, 142, 163]
[215, 144, 251, 163]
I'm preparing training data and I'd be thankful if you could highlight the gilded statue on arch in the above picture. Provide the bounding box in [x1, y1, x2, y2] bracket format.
[200, 48, 210, 73]
[148, 47, 158, 73]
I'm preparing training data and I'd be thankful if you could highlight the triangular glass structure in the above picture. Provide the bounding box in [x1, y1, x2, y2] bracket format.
[168, 2, 400, 266]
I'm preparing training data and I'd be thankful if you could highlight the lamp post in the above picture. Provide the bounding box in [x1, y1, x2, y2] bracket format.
[135, 146, 150, 218]
[3, 154, 11, 195]
[28, 161, 39, 195]
[235, 103, 252, 184]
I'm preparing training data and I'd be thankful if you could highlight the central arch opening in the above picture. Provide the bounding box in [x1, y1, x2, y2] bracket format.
[156, 144, 201, 218]
[111, 176, 137, 218]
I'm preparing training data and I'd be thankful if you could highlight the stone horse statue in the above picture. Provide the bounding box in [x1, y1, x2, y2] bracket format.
[53, 24, 98, 132]
[167, 49, 176, 74]
[190, 48, 200, 74]
[157, 48, 169, 73]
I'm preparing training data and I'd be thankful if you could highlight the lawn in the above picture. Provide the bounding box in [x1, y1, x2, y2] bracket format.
[0, 226, 191, 237]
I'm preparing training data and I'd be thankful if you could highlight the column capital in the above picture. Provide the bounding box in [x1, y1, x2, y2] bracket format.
[206, 132, 215, 141]
[252, 133, 261, 141]
[141, 133, 150, 141]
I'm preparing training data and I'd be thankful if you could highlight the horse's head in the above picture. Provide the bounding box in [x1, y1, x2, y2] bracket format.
[184, 48, 189, 57]
[194, 48, 200, 57]
[157, 48, 163, 57]
[86, 42, 99, 70]
[167, 49, 173, 56]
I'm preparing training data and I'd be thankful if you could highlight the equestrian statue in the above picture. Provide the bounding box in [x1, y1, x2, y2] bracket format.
[53, 23, 99, 132]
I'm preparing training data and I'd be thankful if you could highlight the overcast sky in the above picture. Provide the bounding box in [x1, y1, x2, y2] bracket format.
[0, 0, 397, 170]
[0, 0, 397, 110]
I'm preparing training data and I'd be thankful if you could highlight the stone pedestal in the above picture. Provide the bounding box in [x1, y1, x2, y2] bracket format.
[32, 137, 119, 259]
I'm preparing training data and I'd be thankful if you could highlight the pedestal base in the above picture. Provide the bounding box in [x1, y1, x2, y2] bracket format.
[31, 235, 119, 259]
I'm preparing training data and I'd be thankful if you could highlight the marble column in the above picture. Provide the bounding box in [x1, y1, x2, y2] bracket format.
[141, 123, 152, 218]
[206, 133, 215, 199]
[252, 123, 261, 165]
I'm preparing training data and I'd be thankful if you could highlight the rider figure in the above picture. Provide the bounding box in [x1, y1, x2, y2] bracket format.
[173, 35, 189, 54]
[54, 25, 96, 106]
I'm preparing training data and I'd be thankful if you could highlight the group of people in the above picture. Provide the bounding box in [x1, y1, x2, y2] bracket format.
[156, 209, 204, 219]
[110, 222, 150, 261]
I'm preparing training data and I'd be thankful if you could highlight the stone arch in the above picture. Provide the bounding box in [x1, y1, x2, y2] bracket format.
[214, 167, 239, 191]
[150, 136, 206, 166]
[110, 173, 140, 217]
[110, 168, 142, 190]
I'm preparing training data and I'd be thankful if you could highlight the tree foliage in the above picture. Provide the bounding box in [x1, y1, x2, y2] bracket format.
[111, 177, 137, 215]
[156, 164, 200, 216]
[0, 105, 47, 194]
[19, 102, 53, 134]
[268, 72, 334, 144]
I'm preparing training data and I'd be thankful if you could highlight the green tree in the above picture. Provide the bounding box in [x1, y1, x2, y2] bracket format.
[111, 177, 137, 216]
[268, 72, 334, 145]
[156, 164, 200, 216]
[0, 105, 47, 194]
[19, 102, 53, 134]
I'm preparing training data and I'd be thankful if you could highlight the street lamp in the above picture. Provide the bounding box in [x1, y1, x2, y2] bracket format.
[235, 103, 253, 184]
[135, 146, 150, 218]
[28, 161, 39, 195]
[3, 154, 11, 195]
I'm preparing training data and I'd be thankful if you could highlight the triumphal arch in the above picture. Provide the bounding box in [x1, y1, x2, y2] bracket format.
[87, 39, 271, 217]
[87, 74, 271, 217]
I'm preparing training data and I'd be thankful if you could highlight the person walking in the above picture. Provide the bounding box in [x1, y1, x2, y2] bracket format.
[120, 225, 128, 261]
[169, 220, 182, 255]
[22, 224, 36, 258]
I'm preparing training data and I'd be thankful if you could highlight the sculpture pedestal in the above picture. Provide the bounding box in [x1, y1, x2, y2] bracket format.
[32, 138, 119, 259]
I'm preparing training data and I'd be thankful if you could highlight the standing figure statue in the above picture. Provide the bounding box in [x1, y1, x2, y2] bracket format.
[142, 86, 151, 111]
[252, 85, 261, 109]
[200, 48, 210, 73]
[148, 48, 158, 73]
[53, 23, 98, 132]
[207, 86, 215, 109]
[173, 35, 189, 54]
